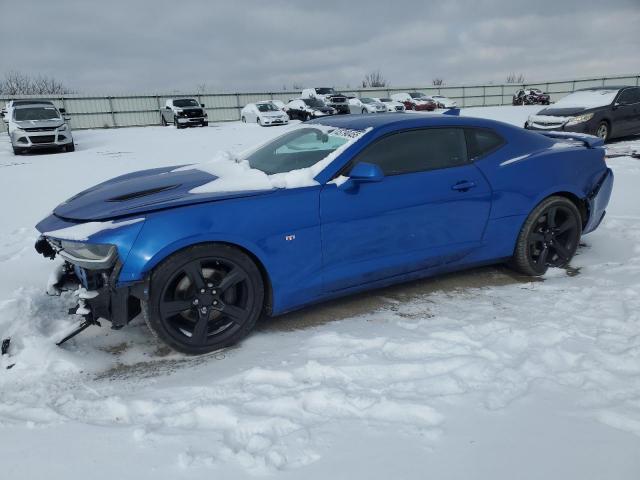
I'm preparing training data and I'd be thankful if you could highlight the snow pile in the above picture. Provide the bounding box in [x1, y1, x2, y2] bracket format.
[44, 217, 144, 241]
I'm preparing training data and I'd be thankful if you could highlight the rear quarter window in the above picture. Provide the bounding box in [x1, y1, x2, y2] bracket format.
[465, 128, 505, 160]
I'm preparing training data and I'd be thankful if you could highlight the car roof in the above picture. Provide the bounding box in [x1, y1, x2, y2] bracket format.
[14, 102, 58, 109]
[11, 99, 54, 106]
[576, 86, 631, 92]
[308, 112, 508, 132]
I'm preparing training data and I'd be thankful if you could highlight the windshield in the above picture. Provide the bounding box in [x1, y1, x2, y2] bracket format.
[409, 92, 426, 99]
[315, 88, 335, 95]
[257, 103, 279, 112]
[554, 90, 618, 109]
[173, 99, 199, 107]
[361, 98, 374, 104]
[303, 98, 326, 108]
[14, 106, 60, 121]
[379, 98, 392, 102]
[245, 127, 349, 174]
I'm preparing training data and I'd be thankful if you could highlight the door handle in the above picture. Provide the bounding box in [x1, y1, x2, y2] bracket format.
[451, 181, 477, 192]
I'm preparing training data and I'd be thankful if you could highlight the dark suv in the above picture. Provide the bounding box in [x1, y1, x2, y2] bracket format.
[525, 86, 640, 141]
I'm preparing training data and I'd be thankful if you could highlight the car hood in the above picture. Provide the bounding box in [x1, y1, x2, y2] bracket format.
[14, 119, 64, 129]
[536, 106, 597, 116]
[53, 165, 273, 221]
[260, 111, 286, 117]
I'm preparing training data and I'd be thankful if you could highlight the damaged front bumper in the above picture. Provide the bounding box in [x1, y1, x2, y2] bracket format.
[35, 236, 147, 329]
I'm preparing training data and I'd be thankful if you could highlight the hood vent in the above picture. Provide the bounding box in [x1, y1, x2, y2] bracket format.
[107, 184, 180, 202]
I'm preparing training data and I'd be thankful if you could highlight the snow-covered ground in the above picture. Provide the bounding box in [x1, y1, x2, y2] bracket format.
[1, 107, 639, 479]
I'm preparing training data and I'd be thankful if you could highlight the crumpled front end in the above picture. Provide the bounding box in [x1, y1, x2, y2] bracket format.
[34, 214, 148, 328]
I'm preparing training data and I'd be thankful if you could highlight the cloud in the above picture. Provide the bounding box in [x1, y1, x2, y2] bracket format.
[0, 0, 638, 93]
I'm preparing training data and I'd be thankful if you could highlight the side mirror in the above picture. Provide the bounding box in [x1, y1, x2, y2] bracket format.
[201, 103, 205, 108]
[59, 108, 66, 114]
[64, 116, 71, 121]
[338, 162, 384, 190]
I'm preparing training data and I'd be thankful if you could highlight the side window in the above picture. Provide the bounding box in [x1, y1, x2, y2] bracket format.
[618, 88, 640, 105]
[351, 128, 468, 176]
[465, 128, 505, 160]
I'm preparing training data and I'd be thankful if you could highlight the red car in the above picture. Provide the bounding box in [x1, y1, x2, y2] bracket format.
[391, 92, 437, 111]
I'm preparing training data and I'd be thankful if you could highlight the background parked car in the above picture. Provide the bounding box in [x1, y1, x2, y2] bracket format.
[241, 101, 289, 126]
[376, 97, 406, 112]
[525, 86, 640, 141]
[391, 92, 436, 111]
[269, 99, 287, 112]
[161, 98, 208, 128]
[9, 102, 74, 155]
[348, 97, 387, 114]
[302, 87, 350, 114]
[512, 88, 551, 105]
[430, 95, 457, 108]
[286, 98, 336, 121]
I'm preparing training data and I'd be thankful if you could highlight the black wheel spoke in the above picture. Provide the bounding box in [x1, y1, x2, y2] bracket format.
[183, 261, 206, 290]
[556, 218, 575, 234]
[191, 312, 209, 344]
[546, 207, 558, 228]
[218, 268, 245, 292]
[554, 241, 571, 261]
[160, 299, 193, 317]
[537, 246, 549, 265]
[530, 232, 544, 243]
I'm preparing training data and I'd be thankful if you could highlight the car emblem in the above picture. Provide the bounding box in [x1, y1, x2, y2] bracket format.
[285, 234, 296, 241]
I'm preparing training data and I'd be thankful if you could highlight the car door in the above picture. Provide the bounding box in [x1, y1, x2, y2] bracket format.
[319, 127, 492, 292]
[613, 88, 640, 135]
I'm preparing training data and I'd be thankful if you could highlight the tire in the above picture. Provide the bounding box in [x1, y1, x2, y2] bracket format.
[595, 121, 610, 142]
[511, 196, 582, 276]
[362, 109, 367, 114]
[65, 142, 75, 152]
[161, 115, 168, 126]
[241, 116, 246, 123]
[174, 117, 184, 129]
[12, 146, 23, 155]
[202, 121, 208, 127]
[257, 118, 262, 126]
[143, 243, 264, 355]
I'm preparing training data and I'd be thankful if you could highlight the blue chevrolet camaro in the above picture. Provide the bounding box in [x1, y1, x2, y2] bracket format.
[35, 113, 613, 354]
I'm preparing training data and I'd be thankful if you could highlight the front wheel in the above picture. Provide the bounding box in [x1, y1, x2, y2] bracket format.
[12, 146, 24, 155]
[511, 196, 582, 276]
[143, 244, 264, 355]
[595, 121, 609, 142]
[65, 142, 75, 152]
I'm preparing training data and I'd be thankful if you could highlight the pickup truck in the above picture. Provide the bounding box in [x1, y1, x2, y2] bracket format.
[301, 88, 350, 114]
[161, 98, 208, 128]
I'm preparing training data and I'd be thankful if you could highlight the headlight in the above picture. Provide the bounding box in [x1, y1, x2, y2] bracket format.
[59, 240, 117, 269]
[565, 113, 594, 126]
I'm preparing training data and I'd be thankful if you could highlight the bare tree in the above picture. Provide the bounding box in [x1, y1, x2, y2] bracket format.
[292, 82, 303, 90]
[506, 72, 525, 84]
[362, 70, 388, 88]
[432, 78, 445, 86]
[195, 83, 207, 94]
[0, 71, 75, 95]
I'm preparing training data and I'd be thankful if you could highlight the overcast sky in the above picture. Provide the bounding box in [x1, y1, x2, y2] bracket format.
[1, 0, 639, 94]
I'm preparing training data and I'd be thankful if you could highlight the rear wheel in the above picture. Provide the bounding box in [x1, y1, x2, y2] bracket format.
[511, 196, 582, 276]
[143, 244, 264, 355]
[595, 121, 609, 142]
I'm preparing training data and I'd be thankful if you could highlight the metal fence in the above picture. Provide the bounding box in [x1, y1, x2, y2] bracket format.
[2, 73, 638, 132]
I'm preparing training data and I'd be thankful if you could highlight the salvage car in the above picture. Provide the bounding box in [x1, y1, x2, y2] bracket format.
[301, 87, 350, 114]
[525, 86, 640, 141]
[35, 113, 613, 354]
[161, 98, 208, 128]
[376, 97, 406, 112]
[513, 88, 551, 106]
[348, 97, 387, 114]
[240, 101, 289, 126]
[285, 98, 335, 121]
[9, 102, 74, 155]
[430, 95, 457, 108]
[391, 92, 437, 111]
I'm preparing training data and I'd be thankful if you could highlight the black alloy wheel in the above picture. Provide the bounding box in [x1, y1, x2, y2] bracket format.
[144, 244, 264, 354]
[511, 196, 582, 276]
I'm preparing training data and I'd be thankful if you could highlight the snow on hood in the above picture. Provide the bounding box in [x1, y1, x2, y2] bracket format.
[44, 217, 144, 241]
[553, 90, 618, 109]
[181, 126, 370, 194]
